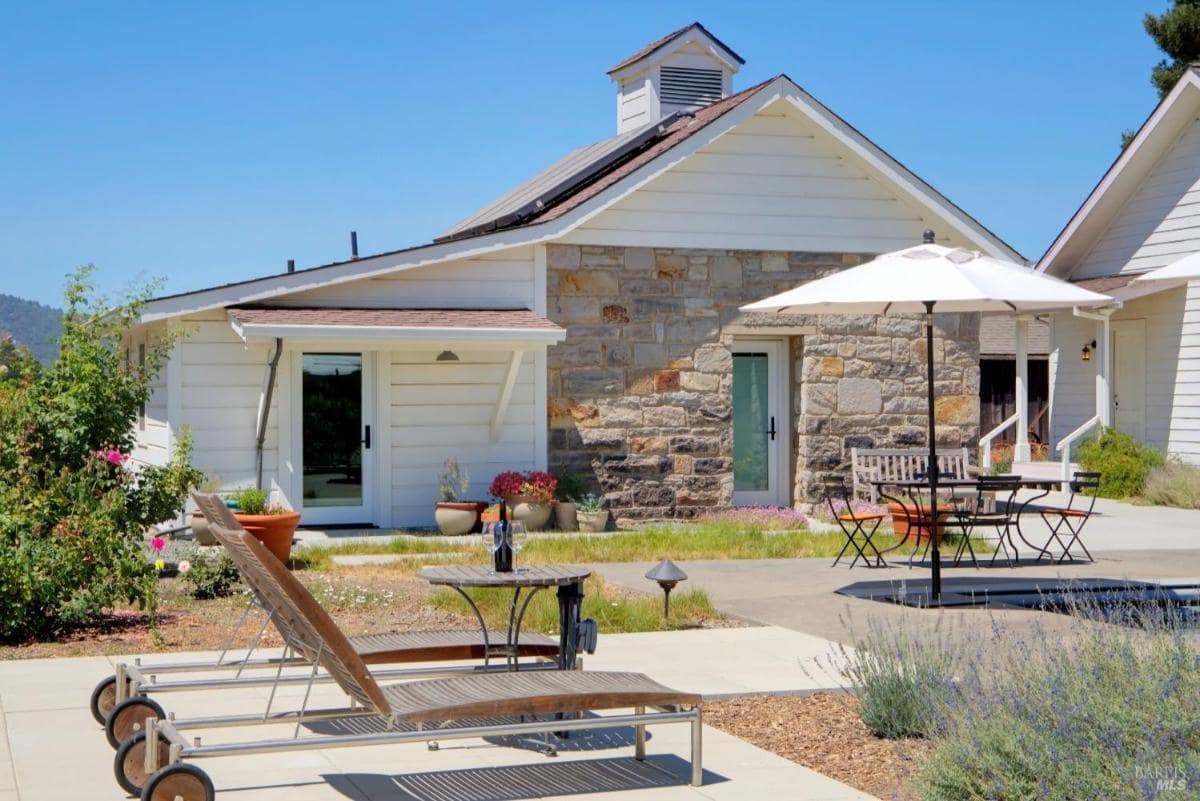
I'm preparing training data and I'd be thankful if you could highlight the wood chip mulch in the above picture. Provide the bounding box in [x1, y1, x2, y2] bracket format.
[704, 692, 930, 801]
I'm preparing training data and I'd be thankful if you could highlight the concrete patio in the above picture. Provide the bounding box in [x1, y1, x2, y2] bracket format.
[0, 628, 876, 801]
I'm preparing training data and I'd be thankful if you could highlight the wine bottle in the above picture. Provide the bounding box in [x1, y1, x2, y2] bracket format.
[495, 501, 513, 573]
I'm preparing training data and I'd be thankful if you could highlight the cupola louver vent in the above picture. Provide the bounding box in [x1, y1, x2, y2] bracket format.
[659, 66, 724, 107]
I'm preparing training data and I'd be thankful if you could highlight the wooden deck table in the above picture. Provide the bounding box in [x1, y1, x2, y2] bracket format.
[417, 564, 592, 670]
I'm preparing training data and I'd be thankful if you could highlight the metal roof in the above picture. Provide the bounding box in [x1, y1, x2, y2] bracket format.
[436, 117, 679, 242]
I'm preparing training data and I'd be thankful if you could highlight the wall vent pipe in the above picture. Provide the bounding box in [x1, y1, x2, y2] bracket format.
[351, 231, 359, 259]
[287, 259, 295, 273]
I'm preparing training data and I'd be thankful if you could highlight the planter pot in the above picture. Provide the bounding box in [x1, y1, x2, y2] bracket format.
[504, 496, 553, 532]
[576, 510, 609, 533]
[886, 502, 945, 545]
[190, 511, 217, 546]
[554, 502, 578, 532]
[233, 511, 302, 564]
[434, 501, 487, 536]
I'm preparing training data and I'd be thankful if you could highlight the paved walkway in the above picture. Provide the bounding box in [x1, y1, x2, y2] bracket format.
[0, 628, 874, 801]
[1013, 490, 1200, 551]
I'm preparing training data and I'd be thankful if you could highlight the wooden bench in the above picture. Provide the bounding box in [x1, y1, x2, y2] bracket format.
[850, 447, 976, 502]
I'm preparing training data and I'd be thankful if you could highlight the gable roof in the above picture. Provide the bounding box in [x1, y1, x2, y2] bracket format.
[438, 79, 770, 242]
[141, 75, 1021, 322]
[607, 22, 744, 75]
[1038, 66, 1200, 278]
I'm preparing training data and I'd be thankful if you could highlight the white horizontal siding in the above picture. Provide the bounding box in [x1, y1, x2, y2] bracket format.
[563, 102, 972, 253]
[274, 247, 536, 309]
[176, 312, 278, 495]
[1169, 281, 1200, 463]
[129, 322, 170, 468]
[1049, 287, 1194, 460]
[389, 348, 537, 527]
[1074, 116, 1200, 278]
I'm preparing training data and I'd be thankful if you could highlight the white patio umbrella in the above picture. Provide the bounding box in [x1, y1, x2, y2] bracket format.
[1130, 250, 1200, 287]
[742, 232, 1113, 602]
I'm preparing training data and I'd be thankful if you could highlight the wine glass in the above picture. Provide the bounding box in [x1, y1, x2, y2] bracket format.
[480, 523, 501, 572]
[509, 521, 527, 570]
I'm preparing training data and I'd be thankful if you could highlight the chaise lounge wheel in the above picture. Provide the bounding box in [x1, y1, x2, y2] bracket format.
[114, 730, 172, 797]
[141, 763, 214, 801]
[91, 675, 126, 725]
[106, 696, 166, 749]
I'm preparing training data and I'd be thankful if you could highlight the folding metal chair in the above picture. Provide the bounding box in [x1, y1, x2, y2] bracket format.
[1037, 471, 1101, 562]
[823, 477, 888, 568]
[905, 470, 959, 568]
[951, 476, 1021, 568]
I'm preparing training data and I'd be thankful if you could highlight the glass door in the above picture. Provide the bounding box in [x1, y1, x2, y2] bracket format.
[732, 341, 786, 507]
[299, 352, 372, 525]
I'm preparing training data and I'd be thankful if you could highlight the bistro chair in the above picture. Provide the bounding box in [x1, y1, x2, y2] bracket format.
[904, 470, 960, 568]
[823, 476, 888, 568]
[950, 475, 1021, 568]
[1037, 471, 1101, 562]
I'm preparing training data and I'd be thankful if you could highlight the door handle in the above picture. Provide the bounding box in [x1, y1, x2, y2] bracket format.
[766, 416, 777, 441]
[363, 425, 371, 450]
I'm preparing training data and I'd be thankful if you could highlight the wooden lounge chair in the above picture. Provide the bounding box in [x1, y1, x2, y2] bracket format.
[97, 492, 558, 747]
[115, 524, 702, 800]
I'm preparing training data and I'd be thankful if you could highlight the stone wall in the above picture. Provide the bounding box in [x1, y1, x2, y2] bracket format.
[545, 243, 980, 521]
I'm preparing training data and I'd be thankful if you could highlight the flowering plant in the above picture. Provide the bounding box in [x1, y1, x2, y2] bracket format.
[437, 458, 469, 501]
[489, 470, 558, 504]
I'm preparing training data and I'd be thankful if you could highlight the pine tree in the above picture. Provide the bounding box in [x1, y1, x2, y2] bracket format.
[1122, 1, 1200, 148]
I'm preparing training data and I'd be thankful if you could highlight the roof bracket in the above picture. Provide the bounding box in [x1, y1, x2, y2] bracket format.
[490, 351, 523, 443]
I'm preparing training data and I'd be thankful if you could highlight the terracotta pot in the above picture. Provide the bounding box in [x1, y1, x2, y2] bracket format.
[434, 501, 487, 536]
[504, 496, 553, 532]
[190, 510, 217, 546]
[886, 502, 945, 545]
[554, 502, 578, 531]
[234, 511, 301, 564]
[576, 510, 609, 533]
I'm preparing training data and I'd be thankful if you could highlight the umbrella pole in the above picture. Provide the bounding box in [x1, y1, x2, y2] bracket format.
[923, 300, 941, 603]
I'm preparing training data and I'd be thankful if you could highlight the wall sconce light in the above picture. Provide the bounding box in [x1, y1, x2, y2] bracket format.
[1081, 340, 1096, 362]
[436, 350, 459, 362]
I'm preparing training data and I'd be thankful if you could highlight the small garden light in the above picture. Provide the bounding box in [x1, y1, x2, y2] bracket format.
[645, 559, 688, 617]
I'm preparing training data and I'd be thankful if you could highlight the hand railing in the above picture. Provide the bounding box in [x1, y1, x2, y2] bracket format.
[1055, 414, 1100, 481]
[980, 411, 1021, 471]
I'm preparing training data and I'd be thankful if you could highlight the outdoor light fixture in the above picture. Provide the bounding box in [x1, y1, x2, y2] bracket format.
[645, 559, 688, 617]
[435, 350, 459, 362]
[1081, 340, 1096, 362]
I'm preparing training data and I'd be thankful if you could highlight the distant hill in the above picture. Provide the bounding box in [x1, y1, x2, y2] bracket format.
[0, 294, 61, 364]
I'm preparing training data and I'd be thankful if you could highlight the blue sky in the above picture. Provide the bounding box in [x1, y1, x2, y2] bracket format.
[0, 1, 1168, 306]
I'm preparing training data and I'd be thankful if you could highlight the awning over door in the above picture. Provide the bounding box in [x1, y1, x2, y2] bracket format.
[227, 306, 566, 348]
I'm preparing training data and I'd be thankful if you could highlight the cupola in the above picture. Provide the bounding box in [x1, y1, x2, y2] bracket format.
[608, 22, 744, 135]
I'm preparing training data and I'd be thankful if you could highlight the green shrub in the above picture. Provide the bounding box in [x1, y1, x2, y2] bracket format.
[1141, 460, 1200, 509]
[180, 546, 240, 599]
[554, 472, 586, 503]
[0, 267, 198, 641]
[228, 487, 269, 515]
[918, 607, 1200, 801]
[1077, 427, 1165, 498]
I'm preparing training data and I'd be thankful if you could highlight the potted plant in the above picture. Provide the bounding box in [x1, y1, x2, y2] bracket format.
[575, 494, 609, 532]
[228, 487, 301, 564]
[553, 473, 585, 531]
[434, 459, 487, 536]
[489, 470, 557, 531]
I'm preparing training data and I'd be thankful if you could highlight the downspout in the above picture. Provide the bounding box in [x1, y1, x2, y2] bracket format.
[255, 337, 284, 491]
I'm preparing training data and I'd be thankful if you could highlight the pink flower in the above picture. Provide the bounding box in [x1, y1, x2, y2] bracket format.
[106, 449, 127, 465]
[177, 560, 191, 575]
[150, 536, 165, 552]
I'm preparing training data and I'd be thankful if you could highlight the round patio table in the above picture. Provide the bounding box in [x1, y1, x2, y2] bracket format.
[872, 477, 1064, 561]
[417, 564, 591, 671]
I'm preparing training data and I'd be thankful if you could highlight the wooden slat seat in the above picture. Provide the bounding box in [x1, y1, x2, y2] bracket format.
[838, 512, 887, 522]
[382, 670, 701, 724]
[350, 630, 559, 664]
[1040, 508, 1089, 518]
[191, 492, 560, 666]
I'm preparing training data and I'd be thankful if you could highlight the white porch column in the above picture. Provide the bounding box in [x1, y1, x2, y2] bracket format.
[1014, 316, 1031, 461]
[1097, 314, 1112, 427]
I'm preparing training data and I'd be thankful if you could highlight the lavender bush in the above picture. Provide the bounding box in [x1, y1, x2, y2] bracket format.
[697, 506, 808, 530]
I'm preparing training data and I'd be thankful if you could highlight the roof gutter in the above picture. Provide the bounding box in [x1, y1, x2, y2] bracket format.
[434, 111, 692, 243]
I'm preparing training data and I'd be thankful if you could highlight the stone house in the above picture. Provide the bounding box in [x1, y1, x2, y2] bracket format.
[129, 23, 1019, 528]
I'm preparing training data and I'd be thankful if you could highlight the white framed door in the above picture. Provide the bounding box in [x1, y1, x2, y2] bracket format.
[293, 351, 375, 525]
[1111, 319, 1147, 441]
[731, 340, 790, 507]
